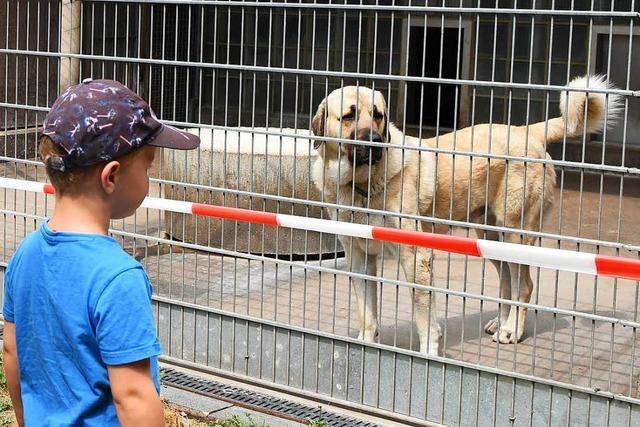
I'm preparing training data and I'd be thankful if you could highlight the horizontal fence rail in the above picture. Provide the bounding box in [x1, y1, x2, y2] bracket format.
[83, 0, 640, 19]
[2, 47, 640, 97]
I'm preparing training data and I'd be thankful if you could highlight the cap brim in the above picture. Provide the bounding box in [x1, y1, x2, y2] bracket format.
[148, 124, 200, 150]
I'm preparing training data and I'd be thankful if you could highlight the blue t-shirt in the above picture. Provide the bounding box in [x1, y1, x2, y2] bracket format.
[3, 222, 162, 426]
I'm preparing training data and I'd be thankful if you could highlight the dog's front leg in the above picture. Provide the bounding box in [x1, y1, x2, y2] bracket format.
[400, 246, 441, 356]
[346, 242, 378, 343]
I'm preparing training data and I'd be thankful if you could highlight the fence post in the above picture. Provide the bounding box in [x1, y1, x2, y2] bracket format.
[60, 0, 81, 92]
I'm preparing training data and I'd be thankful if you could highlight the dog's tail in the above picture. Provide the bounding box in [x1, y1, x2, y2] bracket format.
[529, 75, 622, 143]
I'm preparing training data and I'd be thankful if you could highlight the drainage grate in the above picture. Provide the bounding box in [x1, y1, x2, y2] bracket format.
[161, 367, 377, 427]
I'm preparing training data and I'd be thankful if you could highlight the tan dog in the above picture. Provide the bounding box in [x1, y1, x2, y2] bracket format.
[310, 76, 619, 355]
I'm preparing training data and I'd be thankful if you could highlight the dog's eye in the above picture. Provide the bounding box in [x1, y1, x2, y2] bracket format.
[373, 111, 384, 120]
[341, 112, 354, 121]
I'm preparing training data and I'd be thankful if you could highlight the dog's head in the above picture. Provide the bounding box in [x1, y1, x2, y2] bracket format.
[311, 86, 390, 168]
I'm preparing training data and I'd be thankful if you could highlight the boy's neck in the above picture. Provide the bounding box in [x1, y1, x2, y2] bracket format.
[48, 194, 112, 235]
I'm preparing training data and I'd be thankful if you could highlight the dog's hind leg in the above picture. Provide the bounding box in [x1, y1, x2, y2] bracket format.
[348, 246, 379, 343]
[483, 258, 513, 337]
[482, 212, 537, 344]
[475, 218, 513, 338]
[492, 262, 533, 344]
[490, 225, 535, 344]
[400, 246, 441, 356]
[489, 160, 554, 343]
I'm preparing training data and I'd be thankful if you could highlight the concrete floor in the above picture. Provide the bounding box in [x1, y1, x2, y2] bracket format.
[2, 162, 640, 400]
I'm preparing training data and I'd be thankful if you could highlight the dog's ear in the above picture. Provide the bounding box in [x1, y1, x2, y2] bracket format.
[311, 101, 326, 149]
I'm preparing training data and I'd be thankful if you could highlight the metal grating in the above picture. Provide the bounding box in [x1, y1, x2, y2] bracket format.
[160, 367, 377, 427]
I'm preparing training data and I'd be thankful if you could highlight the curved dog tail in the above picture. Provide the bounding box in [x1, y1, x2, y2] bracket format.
[529, 75, 622, 143]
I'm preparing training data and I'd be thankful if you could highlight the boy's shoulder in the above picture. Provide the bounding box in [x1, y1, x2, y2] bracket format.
[10, 223, 142, 280]
[58, 233, 143, 281]
[7, 226, 47, 269]
[7, 225, 151, 316]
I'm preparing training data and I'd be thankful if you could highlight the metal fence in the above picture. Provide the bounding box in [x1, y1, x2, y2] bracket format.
[2, 0, 640, 425]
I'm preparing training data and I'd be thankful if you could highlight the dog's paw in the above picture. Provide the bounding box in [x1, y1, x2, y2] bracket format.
[484, 317, 500, 335]
[491, 326, 523, 344]
[418, 329, 442, 356]
[420, 341, 441, 357]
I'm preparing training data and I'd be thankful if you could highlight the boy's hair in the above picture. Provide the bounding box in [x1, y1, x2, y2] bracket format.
[39, 135, 97, 196]
[39, 135, 147, 196]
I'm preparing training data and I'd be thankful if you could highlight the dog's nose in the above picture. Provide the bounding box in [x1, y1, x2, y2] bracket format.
[362, 131, 383, 143]
[352, 144, 382, 166]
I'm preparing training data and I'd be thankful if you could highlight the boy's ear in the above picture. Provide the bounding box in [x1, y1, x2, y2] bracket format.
[100, 161, 120, 194]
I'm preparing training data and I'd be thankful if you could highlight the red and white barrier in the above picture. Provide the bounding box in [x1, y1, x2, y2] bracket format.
[1, 176, 639, 282]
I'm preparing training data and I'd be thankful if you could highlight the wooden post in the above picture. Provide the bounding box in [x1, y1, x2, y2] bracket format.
[60, 0, 81, 92]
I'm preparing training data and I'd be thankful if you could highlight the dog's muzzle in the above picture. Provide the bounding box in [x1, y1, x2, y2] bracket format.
[348, 131, 383, 166]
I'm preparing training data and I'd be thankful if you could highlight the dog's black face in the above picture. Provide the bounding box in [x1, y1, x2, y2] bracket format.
[311, 87, 390, 168]
[348, 128, 383, 166]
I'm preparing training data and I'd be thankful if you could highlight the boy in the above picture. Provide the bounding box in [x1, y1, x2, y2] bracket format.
[2, 78, 200, 426]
